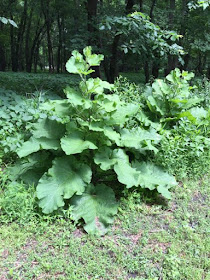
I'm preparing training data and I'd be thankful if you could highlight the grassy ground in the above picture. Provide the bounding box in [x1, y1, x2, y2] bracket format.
[0, 174, 209, 280]
[0, 71, 144, 98]
[0, 72, 79, 97]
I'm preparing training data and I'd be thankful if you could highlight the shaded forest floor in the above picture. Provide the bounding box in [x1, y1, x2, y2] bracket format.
[0, 175, 209, 280]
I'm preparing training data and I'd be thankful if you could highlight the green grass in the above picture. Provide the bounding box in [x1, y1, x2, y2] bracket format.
[0, 174, 209, 280]
[0, 71, 145, 98]
[0, 72, 79, 97]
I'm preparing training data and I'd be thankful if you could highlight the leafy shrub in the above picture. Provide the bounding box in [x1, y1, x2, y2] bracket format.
[11, 47, 176, 235]
[154, 118, 210, 179]
[117, 69, 210, 179]
[0, 90, 50, 162]
[114, 76, 144, 105]
[194, 76, 210, 107]
[0, 89, 63, 162]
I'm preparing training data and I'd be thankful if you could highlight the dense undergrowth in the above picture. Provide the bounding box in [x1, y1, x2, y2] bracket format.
[0, 47, 209, 237]
[0, 72, 79, 97]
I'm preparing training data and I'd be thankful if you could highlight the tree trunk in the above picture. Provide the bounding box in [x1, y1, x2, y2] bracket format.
[25, 7, 33, 72]
[144, 62, 150, 83]
[109, 34, 121, 83]
[87, 0, 100, 77]
[42, 0, 54, 72]
[126, 0, 134, 13]
[152, 60, 159, 79]
[149, 0, 157, 22]
[57, 14, 62, 73]
[14, 0, 28, 71]
[139, 0, 143, 11]
[165, 0, 176, 75]
[10, 23, 17, 72]
[0, 43, 6, 71]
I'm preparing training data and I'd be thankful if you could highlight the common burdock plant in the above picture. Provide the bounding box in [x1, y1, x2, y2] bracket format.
[11, 47, 176, 235]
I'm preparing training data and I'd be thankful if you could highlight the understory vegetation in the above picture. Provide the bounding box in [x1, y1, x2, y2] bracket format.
[1, 0, 210, 278]
[0, 34, 210, 280]
[0, 175, 209, 279]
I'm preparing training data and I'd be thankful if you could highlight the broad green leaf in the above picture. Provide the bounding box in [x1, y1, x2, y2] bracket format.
[113, 149, 140, 188]
[166, 68, 181, 83]
[61, 131, 98, 155]
[9, 152, 52, 186]
[152, 79, 170, 96]
[89, 120, 104, 131]
[120, 128, 161, 149]
[17, 137, 60, 158]
[41, 100, 72, 118]
[94, 147, 117, 170]
[64, 86, 92, 109]
[66, 50, 89, 74]
[37, 156, 91, 213]
[109, 103, 139, 125]
[147, 96, 165, 115]
[133, 161, 176, 198]
[181, 71, 194, 81]
[71, 184, 118, 235]
[83, 46, 104, 66]
[82, 78, 113, 95]
[103, 127, 121, 145]
[97, 94, 119, 112]
[33, 118, 65, 139]
[189, 107, 208, 121]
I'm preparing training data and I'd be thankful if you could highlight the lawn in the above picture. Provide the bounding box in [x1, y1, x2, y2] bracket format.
[0, 175, 209, 280]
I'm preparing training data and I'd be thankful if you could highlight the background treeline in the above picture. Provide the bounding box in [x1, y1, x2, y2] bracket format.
[0, 0, 209, 82]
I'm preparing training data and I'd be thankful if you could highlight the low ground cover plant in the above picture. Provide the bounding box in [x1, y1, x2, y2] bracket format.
[10, 47, 177, 235]
[0, 72, 79, 97]
[0, 90, 60, 163]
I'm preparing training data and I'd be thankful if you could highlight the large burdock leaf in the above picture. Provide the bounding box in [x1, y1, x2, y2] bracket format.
[61, 131, 98, 155]
[94, 147, 118, 171]
[108, 103, 139, 125]
[33, 118, 65, 139]
[37, 156, 92, 213]
[71, 184, 118, 235]
[103, 127, 121, 146]
[113, 149, 140, 188]
[64, 86, 92, 109]
[66, 50, 89, 74]
[133, 161, 177, 199]
[83, 46, 104, 66]
[17, 137, 61, 158]
[17, 118, 65, 158]
[120, 127, 161, 150]
[9, 152, 52, 186]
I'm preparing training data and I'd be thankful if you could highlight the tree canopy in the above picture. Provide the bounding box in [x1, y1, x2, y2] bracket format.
[0, 0, 209, 81]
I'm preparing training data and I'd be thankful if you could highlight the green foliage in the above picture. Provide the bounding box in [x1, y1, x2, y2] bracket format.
[100, 12, 184, 59]
[11, 47, 176, 235]
[0, 90, 47, 163]
[144, 69, 202, 125]
[71, 184, 118, 235]
[0, 72, 79, 96]
[118, 71, 210, 180]
[0, 180, 37, 224]
[154, 119, 210, 179]
[0, 17, 17, 27]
